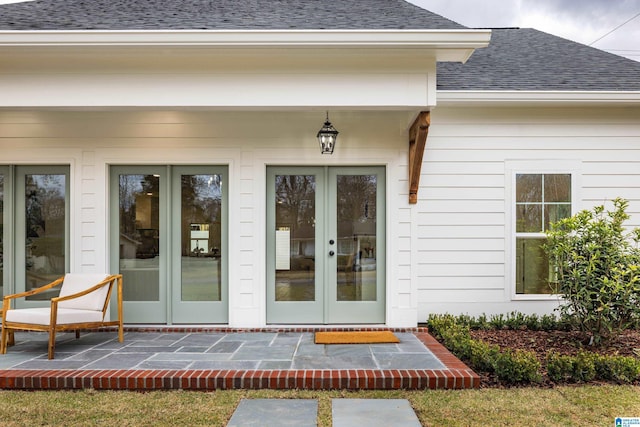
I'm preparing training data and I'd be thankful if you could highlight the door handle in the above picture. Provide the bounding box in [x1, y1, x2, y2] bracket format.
[329, 251, 335, 256]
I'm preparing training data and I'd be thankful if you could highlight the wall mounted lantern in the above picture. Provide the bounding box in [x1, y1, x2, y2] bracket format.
[316, 111, 339, 154]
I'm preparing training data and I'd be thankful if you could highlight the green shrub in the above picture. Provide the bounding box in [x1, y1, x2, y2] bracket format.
[546, 352, 597, 383]
[469, 339, 500, 373]
[489, 313, 507, 329]
[427, 314, 473, 360]
[545, 198, 640, 344]
[546, 351, 640, 383]
[429, 313, 640, 385]
[546, 352, 575, 382]
[571, 351, 597, 382]
[594, 355, 640, 383]
[494, 349, 542, 384]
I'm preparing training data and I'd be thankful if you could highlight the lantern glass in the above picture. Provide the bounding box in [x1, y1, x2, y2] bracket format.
[317, 113, 338, 154]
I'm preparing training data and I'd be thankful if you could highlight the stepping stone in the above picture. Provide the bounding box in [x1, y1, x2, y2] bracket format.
[332, 399, 421, 427]
[227, 399, 317, 427]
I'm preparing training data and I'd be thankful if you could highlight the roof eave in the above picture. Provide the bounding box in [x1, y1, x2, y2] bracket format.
[437, 90, 640, 106]
[0, 29, 491, 61]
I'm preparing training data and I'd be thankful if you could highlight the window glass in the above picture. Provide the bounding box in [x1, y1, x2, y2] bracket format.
[516, 204, 542, 233]
[516, 174, 542, 203]
[544, 174, 571, 202]
[515, 173, 571, 294]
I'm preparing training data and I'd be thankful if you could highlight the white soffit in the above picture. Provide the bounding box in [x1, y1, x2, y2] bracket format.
[0, 29, 491, 62]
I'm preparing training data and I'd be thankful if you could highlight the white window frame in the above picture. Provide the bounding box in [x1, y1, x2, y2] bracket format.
[505, 160, 581, 301]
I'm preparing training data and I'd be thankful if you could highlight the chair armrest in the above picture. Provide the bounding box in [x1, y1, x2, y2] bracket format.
[2, 277, 65, 308]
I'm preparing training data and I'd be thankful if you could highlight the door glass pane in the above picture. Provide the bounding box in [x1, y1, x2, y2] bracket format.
[336, 175, 377, 302]
[25, 174, 66, 299]
[118, 174, 160, 301]
[275, 175, 316, 302]
[181, 174, 222, 301]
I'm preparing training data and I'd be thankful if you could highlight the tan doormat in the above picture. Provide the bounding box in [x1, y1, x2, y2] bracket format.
[314, 331, 400, 345]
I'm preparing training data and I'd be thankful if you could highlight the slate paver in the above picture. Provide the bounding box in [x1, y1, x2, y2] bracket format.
[332, 399, 421, 427]
[227, 399, 317, 427]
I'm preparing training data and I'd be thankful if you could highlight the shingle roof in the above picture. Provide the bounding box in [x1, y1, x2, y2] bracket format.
[437, 28, 640, 91]
[0, 0, 466, 30]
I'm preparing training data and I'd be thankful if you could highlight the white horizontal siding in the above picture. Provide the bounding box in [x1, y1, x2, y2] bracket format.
[416, 238, 505, 252]
[417, 106, 640, 319]
[419, 276, 505, 290]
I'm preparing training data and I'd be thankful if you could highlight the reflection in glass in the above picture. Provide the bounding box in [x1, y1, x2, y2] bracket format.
[274, 175, 316, 302]
[516, 238, 557, 294]
[544, 174, 571, 202]
[516, 204, 542, 232]
[516, 174, 572, 232]
[118, 174, 160, 301]
[25, 174, 66, 299]
[181, 175, 222, 301]
[516, 174, 542, 202]
[545, 204, 571, 230]
[336, 175, 377, 302]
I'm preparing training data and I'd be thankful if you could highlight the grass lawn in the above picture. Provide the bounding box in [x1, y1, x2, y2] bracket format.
[0, 386, 638, 426]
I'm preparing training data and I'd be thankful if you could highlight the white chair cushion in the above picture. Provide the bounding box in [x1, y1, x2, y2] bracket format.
[5, 307, 105, 325]
[58, 273, 111, 311]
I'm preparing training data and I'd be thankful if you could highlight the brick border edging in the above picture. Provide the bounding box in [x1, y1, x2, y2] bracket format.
[0, 329, 479, 391]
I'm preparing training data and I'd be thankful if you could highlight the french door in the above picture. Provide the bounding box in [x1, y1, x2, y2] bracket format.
[110, 166, 227, 324]
[266, 166, 385, 324]
[0, 165, 70, 307]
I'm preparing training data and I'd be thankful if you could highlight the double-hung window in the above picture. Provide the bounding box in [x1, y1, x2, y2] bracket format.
[515, 174, 572, 294]
[508, 160, 580, 298]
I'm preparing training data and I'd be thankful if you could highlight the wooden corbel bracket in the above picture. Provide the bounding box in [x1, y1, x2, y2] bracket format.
[408, 111, 430, 204]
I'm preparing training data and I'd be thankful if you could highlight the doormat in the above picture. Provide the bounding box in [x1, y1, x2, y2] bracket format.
[314, 331, 400, 345]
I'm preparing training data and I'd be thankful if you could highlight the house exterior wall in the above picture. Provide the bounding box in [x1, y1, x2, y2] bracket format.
[1, 105, 639, 326]
[418, 106, 640, 320]
[0, 109, 416, 327]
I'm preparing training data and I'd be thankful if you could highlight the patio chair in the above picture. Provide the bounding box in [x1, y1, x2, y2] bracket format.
[0, 274, 123, 359]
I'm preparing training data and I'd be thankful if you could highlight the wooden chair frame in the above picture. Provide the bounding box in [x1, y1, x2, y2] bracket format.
[1, 274, 123, 359]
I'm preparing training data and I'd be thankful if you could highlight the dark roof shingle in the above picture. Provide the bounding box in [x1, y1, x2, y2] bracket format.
[437, 28, 640, 91]
[0, 0, 466, 30]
